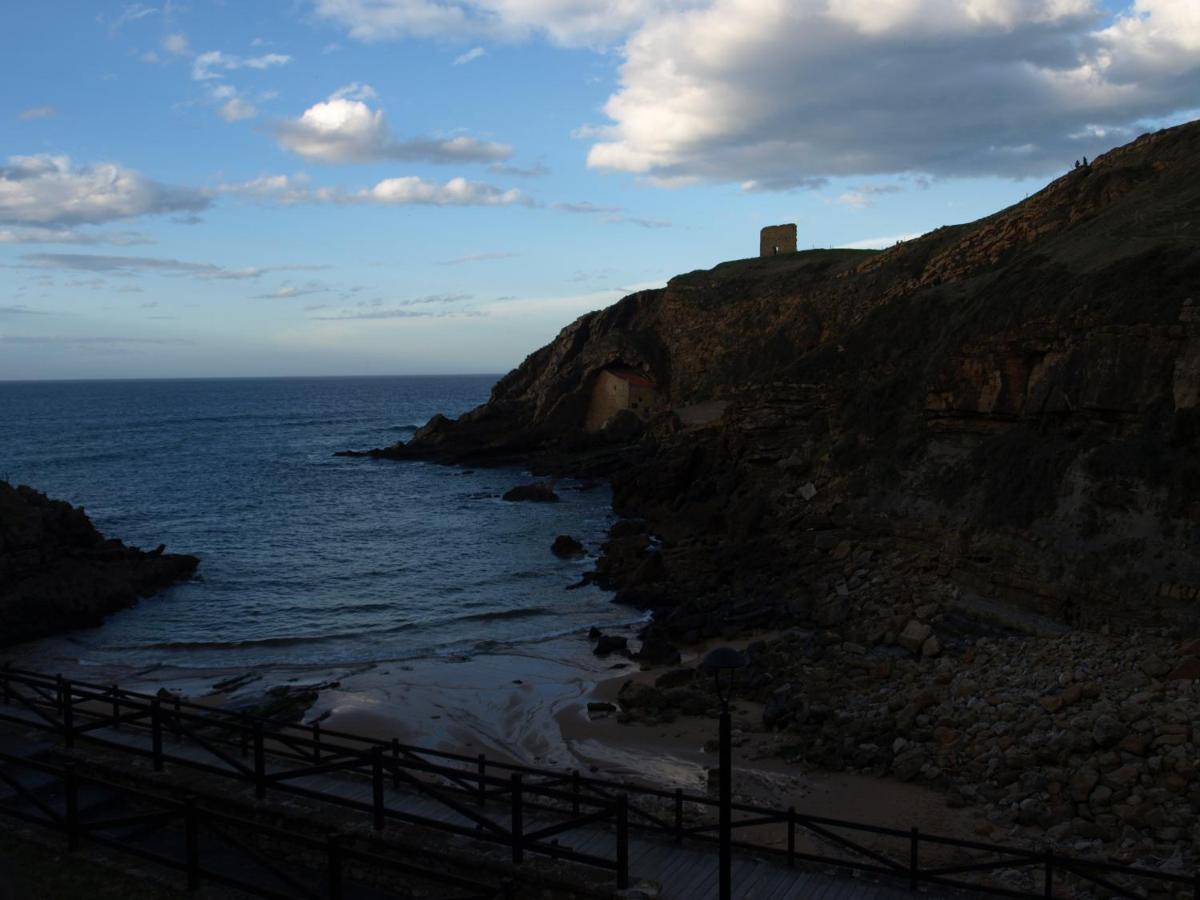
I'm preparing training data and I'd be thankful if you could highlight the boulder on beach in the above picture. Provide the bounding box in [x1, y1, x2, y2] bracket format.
[552, 535, 586, 558]
[593, 633, 629, 657]
[635, 637, 681, 666]
[502, 481, 560, 503]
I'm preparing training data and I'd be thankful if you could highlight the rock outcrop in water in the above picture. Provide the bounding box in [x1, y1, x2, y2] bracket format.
[0, 481, 199, 647]
[349, 121, 1200, 639]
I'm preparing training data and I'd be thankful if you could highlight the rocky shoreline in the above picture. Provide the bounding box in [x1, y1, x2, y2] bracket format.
[335, 122, 1200, 877]
[0, 481, 199, 648]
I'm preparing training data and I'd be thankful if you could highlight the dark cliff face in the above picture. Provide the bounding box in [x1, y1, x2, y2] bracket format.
[380, 121, 1200, 635]
[0, 482, 199, 647]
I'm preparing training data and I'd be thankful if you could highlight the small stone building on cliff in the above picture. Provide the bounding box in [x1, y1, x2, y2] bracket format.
[584, 367, 659, 432]
[760, 224, 797, 257]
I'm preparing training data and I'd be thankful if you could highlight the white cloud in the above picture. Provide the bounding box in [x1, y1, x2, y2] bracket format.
[19, 252, 328, 280]
[218, 97, 258, 122]
[330, 82, 377, 101]
[835, 184, 902, 209]
[583, 0, 1200, 187]
[550, 199, 671, 227]
[840, 232, 923, 250]
[192, 50, 291, 81]
[439, 251, 517, 264]
[454, 46, 487, 64]
[274, 89, 512, 163]
[358, 176, 526, 206]
[17, 105, 57, 122]
[105, 3, 157, 34]
[218, 172, 529, 208]
[0, 226, 151, 246]
[251, 281, 330, 299]
[163, 32, 189, 55]
[313, 0, 698, 48]
[0, 155, 209, 227]
[217, 174, 315, 204]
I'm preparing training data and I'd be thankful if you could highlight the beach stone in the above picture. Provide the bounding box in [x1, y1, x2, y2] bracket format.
[655, 668, 696, 689]
[551, 535, 585, 558]
[635, 637, 681, 666]
[898, 620, 932, 654]
[1070, 767, 1100, 802]
[1093, 715, 1125, 748]
[587, 701, 616, 718]
[830, 540, 853, 561]
[502, 481, 559, 502]
[1168, 657, 1200, 680]
[1140, 655, 1171, 678]
[593, 634, 629, 657]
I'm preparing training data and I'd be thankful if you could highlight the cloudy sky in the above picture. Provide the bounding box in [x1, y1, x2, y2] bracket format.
[2, 0, 1197, 379]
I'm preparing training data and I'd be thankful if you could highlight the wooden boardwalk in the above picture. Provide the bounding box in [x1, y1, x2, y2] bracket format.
[0, 708, 948, 900]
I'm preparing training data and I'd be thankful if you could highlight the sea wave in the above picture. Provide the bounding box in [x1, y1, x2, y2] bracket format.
[139, 622, 417, 651]
[454, 606, 550, 624]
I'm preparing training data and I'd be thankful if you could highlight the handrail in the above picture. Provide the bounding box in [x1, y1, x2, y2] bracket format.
[1, 664, 1195, 898]
[0, 666, 631, 889]
[0, 750, 510, 900]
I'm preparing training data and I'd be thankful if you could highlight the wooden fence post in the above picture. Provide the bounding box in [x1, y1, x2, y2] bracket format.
[253, 722, 266, 800]
[616, 795, 629, 890]
[173, 695, 182, 738]
[511, 774, 523, 865]
[477, 754, 486, 808]
[64, 763, 80, 852]
[675, 788, 684, 843]
[327, 834, 343, 900]
[372, 747, 385, 831]
[787, 807, 795, 867]
[909, 827, 920, 891]
[184, 795, 199, 891]
[391, 738, 400, 790]
[151, 697, 164, 771]
[61, 678, 74, 749]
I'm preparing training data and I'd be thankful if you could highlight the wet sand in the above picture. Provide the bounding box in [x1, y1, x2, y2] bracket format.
[22, 621, 978, 841]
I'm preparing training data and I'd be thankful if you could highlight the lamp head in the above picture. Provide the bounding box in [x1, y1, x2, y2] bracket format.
[701, 646, 747, 707]
[701, 647, 748, 673]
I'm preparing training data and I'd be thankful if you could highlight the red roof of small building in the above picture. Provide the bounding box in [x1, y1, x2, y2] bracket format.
[606, 367, 655, 388]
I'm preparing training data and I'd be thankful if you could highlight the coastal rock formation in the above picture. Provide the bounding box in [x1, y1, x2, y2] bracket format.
[551, 535, 586, 558]
[501, 481, 559, 503]
[0, 481, 198, 647]
[339, 120, 1200, 872]
[349, 120, 1200, 640]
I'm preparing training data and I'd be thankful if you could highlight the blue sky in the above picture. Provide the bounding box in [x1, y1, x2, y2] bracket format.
[2, 0, 1197, 379]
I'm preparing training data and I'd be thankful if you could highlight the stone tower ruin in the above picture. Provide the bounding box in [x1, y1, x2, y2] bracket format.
[760, 224, 797, 257]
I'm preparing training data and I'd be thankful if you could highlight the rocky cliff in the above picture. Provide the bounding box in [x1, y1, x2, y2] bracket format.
[356, 121, 1200, 640]
[0, 482, 199, 647]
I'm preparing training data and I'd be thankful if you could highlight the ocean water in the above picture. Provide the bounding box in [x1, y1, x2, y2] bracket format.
[0, 376, 633, 674]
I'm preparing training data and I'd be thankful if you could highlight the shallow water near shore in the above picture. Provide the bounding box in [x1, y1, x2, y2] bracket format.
[0, 375, 638, 674]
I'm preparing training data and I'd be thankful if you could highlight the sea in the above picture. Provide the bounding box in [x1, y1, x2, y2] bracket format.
[0, 376, 636, 677]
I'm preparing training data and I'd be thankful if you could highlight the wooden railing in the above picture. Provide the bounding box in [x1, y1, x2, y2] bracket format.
[0, 749, 510, 899]
[1, 665, 1197, 899]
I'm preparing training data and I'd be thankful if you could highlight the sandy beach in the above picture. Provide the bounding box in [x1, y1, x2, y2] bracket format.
[6, 610, 980, 846]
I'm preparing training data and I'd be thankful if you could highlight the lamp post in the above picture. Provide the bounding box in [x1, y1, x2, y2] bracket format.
[702, 646, 747, 900]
